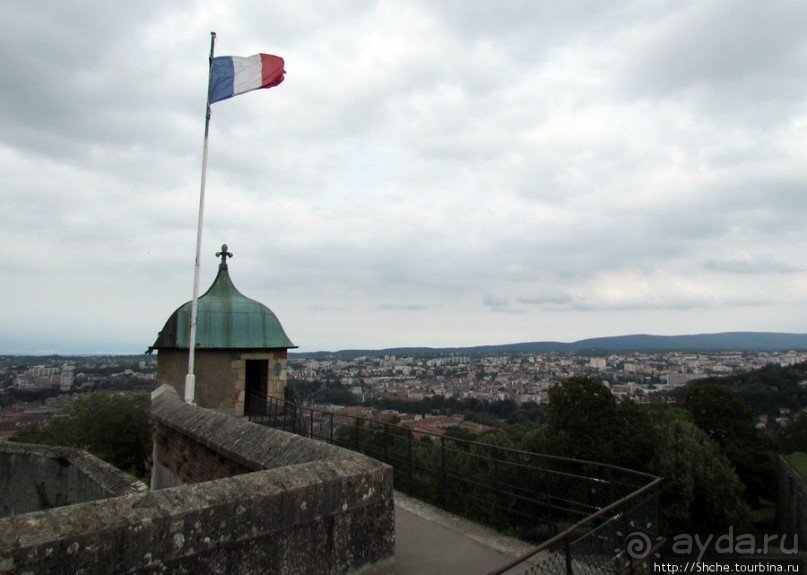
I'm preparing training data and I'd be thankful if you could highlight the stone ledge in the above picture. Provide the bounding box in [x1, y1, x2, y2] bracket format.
[151, 384, 367, 471]
[1, 460, 393, 574]
[0, 440, 146, 518]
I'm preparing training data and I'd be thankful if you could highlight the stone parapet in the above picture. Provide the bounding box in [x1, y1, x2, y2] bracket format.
[0, 385, 394, 574]
[150, 383, 370, 484]
[0, 440, 146, 518]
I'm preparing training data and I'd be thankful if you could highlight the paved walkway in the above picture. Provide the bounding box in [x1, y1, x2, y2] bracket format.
[394, 492, 535, 575]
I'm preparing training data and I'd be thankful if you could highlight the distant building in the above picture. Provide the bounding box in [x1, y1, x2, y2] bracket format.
[148, 245, 296, 416]
[59, 368, 74, 391]
[402, 415, 497, 439]
[590, 357, 607, 369]
[665, 373, 701, 386]
[334, 405, 379, 424]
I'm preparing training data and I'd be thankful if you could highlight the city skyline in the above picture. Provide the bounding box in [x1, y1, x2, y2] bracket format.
[2, 1, 807, 354]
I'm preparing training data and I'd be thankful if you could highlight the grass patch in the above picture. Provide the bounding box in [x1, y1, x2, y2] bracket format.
[786, 452, 807, 481]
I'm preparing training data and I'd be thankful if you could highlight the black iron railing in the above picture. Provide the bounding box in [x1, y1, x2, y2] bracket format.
[249, 395, 662, 574]
[488, 478, 663, 575]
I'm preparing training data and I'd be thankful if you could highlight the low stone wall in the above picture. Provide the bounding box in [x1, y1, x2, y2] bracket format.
[0, 440, 146, 518]
[150, 382, 360, 486]
[0, 385, 395, 574]
[777, 454, 807, 541]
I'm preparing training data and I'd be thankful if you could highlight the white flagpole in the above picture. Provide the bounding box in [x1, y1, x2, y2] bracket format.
[185, 31, 217, 403]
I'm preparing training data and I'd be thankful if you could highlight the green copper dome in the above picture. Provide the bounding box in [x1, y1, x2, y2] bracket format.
[151, 248, 295, 350]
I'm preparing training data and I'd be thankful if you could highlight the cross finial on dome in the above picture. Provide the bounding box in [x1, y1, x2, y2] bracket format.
[216, 244, 233, 268]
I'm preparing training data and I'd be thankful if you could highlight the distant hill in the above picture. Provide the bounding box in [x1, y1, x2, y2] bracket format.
[291, 332, 807, 359]
[567, 332, 807, 352]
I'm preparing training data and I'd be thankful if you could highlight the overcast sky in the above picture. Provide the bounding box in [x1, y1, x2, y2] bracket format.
[2, 0, 806, 354]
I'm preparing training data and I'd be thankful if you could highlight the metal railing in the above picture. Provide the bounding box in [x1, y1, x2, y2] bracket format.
[249, 395, 662, 574]
[489, 478, 663, 575]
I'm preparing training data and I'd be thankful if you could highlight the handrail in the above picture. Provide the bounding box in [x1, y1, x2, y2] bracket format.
[249, 393, 656, 479]
[250, 394, 662, 575]
[487, 476, 663, 574]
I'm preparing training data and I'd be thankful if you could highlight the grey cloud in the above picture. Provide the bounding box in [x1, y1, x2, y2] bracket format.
[518, 293, 575, 307]
[482, 296, 527, 315]
[3, 0, 807, 353]
[620, 1, 807, 123]
[703, 258, 800, 275]
[378, 304, 437, 311]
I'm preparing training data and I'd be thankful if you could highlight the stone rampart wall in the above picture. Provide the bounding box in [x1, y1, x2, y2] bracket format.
[0, 385, 394, 574]
[150, 383, 369, 486]
[0, 441, 146, 518]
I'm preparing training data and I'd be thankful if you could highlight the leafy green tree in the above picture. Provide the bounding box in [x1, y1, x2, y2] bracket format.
[518, 425, 553, 455]
[542, 378, 751, 533]
[611, 398, 658, 471]
[286, 378, 324, 401]
[314, 386, 357, 405]
[681, 384, 776, 505]
[474, 429, 515, 449]
[545, 377, 619, 462]
[13, 393, 151, 479]
[693, 362, 807, 416]
[544, 377, 658, 469]
[488, 399, 517, 420]
[648, 409, 750, 533]
[442, 425, 477, 442]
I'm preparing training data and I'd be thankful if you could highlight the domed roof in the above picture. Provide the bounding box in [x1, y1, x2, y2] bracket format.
[150, 246, 295, 350]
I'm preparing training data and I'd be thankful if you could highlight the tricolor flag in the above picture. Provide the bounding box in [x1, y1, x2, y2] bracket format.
[209, 54, 285, 104]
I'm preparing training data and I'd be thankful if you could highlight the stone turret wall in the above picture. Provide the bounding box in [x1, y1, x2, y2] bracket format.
[155, 348, 242, 412]
[0, 385, 395, 575]
[155, 348, 288, 416]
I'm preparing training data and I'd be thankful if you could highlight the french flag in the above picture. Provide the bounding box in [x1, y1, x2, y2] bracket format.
[209, 54, 285, 104]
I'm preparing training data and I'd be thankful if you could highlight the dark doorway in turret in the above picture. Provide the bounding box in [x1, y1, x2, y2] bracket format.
[245, 359, 268, 414]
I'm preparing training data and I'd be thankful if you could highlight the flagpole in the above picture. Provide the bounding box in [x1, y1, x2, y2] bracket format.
[185, 31, 217, 403]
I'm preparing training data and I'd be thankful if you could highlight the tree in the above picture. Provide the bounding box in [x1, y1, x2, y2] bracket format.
[692, 362, 807, 416]
[611, 398, 658, 471]
[544, 376, 657, 469]
[12, 393, 152, 479]
[542, 377, 751, 533]
[518, 425, 553, 455]
[648, 409, 750, 533]
[546, 377, 619, 462]
[681, 384, 776, 505]
[442, 425, 477, 442]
